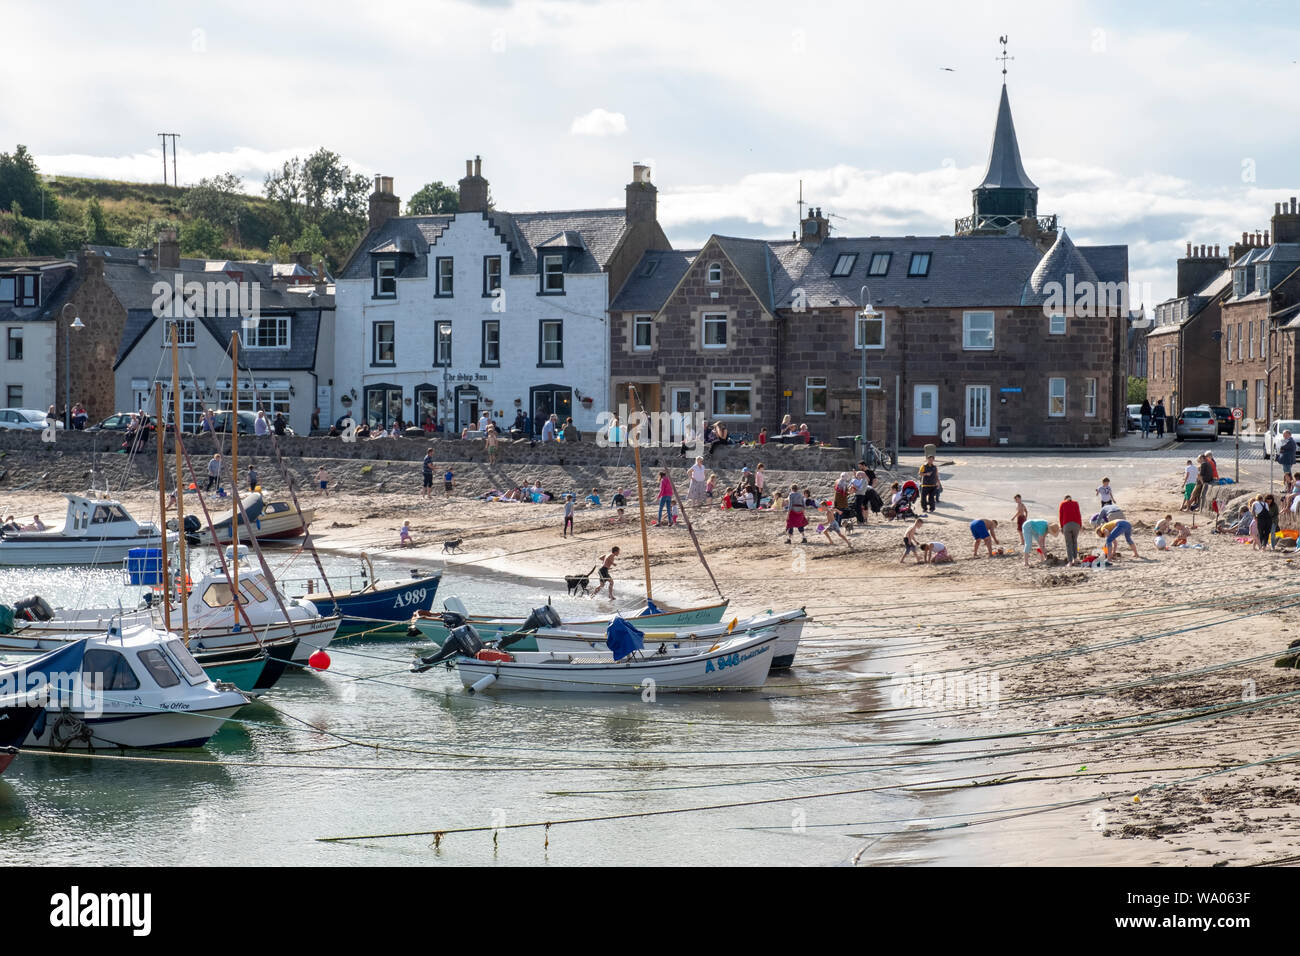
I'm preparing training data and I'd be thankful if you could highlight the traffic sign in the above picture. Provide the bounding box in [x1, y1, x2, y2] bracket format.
[1232, 407, 1244, 420]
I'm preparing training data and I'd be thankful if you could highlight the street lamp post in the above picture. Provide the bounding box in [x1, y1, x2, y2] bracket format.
[61, 304, 84, 428]
[857, 285, 880, 459]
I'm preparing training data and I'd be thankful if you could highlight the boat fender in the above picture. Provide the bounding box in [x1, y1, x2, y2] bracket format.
[468, 674, 497, 693]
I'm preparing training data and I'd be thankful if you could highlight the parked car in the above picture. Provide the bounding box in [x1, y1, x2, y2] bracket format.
[1263, 419, 1300, 458]
[0, 408, 63, 431]
[1126, 404, 1143, 431]
[189, 410, 258, 436]
[1175, 406, 1218, 441]
[87, 412, 155, 433]
[1207, 405, 1235, 435]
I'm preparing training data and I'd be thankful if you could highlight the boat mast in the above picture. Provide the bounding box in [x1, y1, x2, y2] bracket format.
[171, 324, 191, 643]
[153, 388, 172, 633]
[628, 385, 653, 604]
[230, 331, 240, 603]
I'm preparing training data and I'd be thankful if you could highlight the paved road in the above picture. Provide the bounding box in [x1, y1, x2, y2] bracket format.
[893, 437, 1283, 521]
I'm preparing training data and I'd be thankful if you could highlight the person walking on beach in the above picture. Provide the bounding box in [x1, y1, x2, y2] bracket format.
[596, 547, 619, 599]
[1152, 399, 1166, 437]
[655, 470, 673, 525]
[687, 457, 707, 504]
[1059, 494, 1083, 566]
[1266, 493, 1281, 549]
[206, 453, 222, 493]
[785, 483, 809, 544]
[1180, 459, 1197, 512]
[970, 518, 999, 558]
[422, 448, 434, 498]
[316, 465, 329, 497]
[919, 456, 939, 512]
[399, 520, 414, 548]
[1140, 399, 1152, 437]
[444, 467, 454, 500]
[1013, 494, 1028, 545]
[1096, 477, 1117, 507]
[754, 463, 766, 502]
[562, 494, 575, 538]
[248, 464, 259, 492]
[821, 504, 852, 549]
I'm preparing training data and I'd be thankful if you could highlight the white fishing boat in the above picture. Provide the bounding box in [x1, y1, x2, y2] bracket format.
[415, 622, 778, 693]
[531, 608, 808, 669]
[0, 494, 175, 566]
[15, 627, 249, 749]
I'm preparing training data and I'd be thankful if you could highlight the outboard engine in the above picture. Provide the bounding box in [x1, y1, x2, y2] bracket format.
[501, 605, 563, 649]
[412, 624, 483, 672]
[438, 610, 468, 630]
[13, 594, 53, 622]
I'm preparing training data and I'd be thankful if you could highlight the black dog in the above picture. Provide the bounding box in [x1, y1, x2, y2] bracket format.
[442, 538, 463, 554]
[565, 565, 597, 596]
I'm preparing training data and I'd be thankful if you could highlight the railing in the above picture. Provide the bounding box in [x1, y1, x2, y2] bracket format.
[953, 213, 1058, 235]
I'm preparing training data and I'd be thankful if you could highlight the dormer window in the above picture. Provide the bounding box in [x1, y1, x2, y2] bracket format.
[640, 259, 659, 278]
[374, 259, 397, 298]
[436, 257, 454, 297]
[908, 253, 932, 277]
[4, 274, 39, 307]
[868, 253, 891, 276]
[0, 276, 14, 303]
[542, 255, 565, 293]
[831, 254, 857, 277]
[707, 262, 722, 283]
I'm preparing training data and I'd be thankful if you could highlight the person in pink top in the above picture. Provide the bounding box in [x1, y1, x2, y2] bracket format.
[656, 470, 673, 526]
[1058, 494, 1084, 566]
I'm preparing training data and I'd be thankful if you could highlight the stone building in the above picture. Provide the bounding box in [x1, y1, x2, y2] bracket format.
[609, 79, 1129, 448]
[1146, 243, 1231, 414]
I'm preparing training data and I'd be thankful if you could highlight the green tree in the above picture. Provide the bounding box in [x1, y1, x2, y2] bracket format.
[406, 181, 458, 215]
[82, 196, 109, 244]
[293, 222, 327, 256]
[263, 148, 368, 233]
[26, 219, 81, 257]
[184, 172, 244, 244]
[1127, 376, 1147, 405]
[181, 217, 223, 258]
[0, 146, 54, 219]
[127, 218, 182, 250]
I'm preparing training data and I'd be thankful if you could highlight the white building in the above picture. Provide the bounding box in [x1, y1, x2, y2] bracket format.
[0, 258, 75, 416]
[333, 160, 668, 434]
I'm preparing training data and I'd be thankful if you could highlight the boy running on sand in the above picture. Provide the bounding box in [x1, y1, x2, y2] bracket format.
[562, 494, 575, 537]
[1097, 477, 1117, 506]
[316, 465, 329, 497]
[596, 547, 619, 598]
[821, 506, 853, 549]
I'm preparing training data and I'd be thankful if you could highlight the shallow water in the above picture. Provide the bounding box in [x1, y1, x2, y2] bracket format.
[0, 550, 915, 866]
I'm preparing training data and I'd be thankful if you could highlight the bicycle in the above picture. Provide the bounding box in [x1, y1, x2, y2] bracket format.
[864, 439, 896, 470]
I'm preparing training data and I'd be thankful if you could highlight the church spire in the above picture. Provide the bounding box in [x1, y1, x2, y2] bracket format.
[977, 83, 1037, 192]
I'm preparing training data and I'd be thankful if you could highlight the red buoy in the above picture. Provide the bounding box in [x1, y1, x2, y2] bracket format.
[307, 651, 331, 671]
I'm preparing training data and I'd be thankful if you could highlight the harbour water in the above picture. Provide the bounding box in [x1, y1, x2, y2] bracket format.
[0, 549, 918, 866]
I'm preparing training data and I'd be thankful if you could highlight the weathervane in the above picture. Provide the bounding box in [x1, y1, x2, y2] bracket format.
[997, 35, 1013, 81]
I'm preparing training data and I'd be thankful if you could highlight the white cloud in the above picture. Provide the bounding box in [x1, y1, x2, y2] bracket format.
[570, 108, 628, 137]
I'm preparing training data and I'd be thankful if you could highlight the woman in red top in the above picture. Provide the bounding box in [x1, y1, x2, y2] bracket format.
[1059, 494, 1084, 566]
[656, 471, 674, 526]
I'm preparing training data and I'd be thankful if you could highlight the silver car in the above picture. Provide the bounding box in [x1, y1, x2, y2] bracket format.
[0, 408, 62, 431]
[1175, 406, 1218, 441]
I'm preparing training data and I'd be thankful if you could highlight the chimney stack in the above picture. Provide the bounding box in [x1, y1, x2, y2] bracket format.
[157, 228, 180, 270]
[368, 175, 401, 232]
[1176, 239, 1228, 297]
[799, 206, 830, 247]
[457, 156, 490, 214]
[625, 162, 657, 225]
[1274, 196, 1300, 244]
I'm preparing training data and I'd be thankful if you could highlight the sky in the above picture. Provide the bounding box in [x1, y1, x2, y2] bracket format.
[4, 0, 1300, 307]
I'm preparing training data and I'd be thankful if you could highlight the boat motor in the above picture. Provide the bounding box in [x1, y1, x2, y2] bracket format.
[411, 624, 483, 672]
[499, 605, 563, 649]
[12, 595, 54, 622]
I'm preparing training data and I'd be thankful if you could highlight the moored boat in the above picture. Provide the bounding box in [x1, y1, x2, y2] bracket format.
[0, 494, 175, 567]
[0, 640, 83, 772]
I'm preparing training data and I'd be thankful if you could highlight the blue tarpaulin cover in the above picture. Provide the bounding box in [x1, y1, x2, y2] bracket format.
[638, 599, 661, 617]
[605, 617, 645, 661]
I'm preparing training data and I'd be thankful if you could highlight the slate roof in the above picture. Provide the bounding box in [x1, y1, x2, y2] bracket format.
[0, 258, 78, 323]
[104, 258, 332, 371]
[339, 208, 631, 282]
[977, 84, 1038, 192]
[609, 249, 697, 311]
[1151, 269, 1231, 335]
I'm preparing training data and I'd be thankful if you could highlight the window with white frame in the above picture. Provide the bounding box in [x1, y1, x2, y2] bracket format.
[858, 376, 882, 390]
[805, 376, 828, 415]
[539, 320, 563, 365]
[963, 311, 994, 350]
[481, 320, 499, 366]
[702, 313, 727, 349]
[375, 259, 397, 298]
[856, 310, 884, 349]
[1248, 321, 1254, 359]
[1084, 378, 1097, 417]
[711, 380, 752, 418]
[372, 321, 395, 365]
[706, 262, 722, 283]
[217, 384, 290, 420]
[542, 255, 564, 293]
[1049, 313, 1066, 335]
[831, 254, 857, 277]
[868, 253, 891, 276]
[1048, 377, 1066, 417]
[436, 257, 453, 297]
[433, 321, 452, 367]
[483, 256, 501, 294]
[164, 317, 196, 347]
[633, 314, 652, 351]
[242, 315, 289, 349]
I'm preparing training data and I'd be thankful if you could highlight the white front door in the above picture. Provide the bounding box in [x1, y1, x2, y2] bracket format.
[913, 385, 939, 436]
[965, 385, 991, 438]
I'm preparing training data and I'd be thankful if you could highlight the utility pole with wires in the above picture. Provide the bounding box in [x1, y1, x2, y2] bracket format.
[157, 133, 180, 186]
